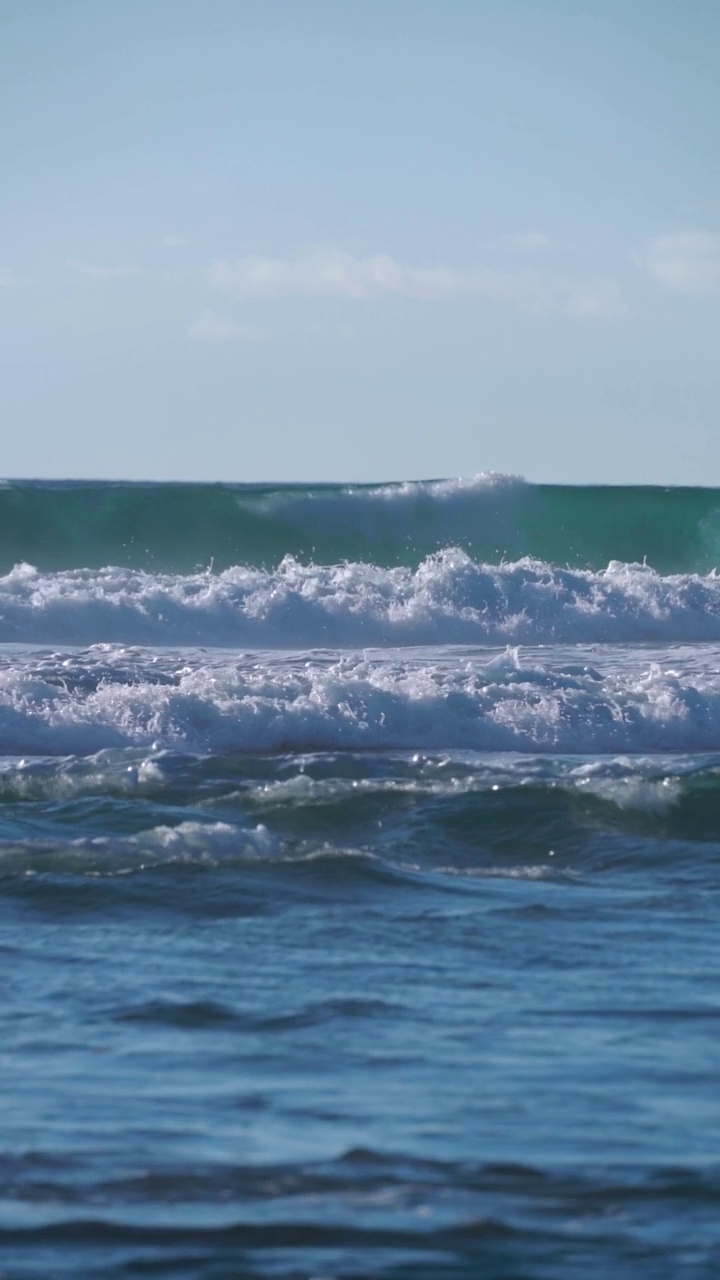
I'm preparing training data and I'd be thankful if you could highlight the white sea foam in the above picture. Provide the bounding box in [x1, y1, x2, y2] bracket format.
[2, 643, 720, 757]
[366, 473, 525, 499]
[0, 819, 279, 874]
[1, 553, 720, 648]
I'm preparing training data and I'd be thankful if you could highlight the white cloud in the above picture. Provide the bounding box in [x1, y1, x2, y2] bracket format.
[163, 235, 189, 248]
[639, 232, 720, 295]
[499, 231, 554, 253]
[70, 261, 145, 281]
[188, 310, 270, 343]
[206, 248, 623, 318]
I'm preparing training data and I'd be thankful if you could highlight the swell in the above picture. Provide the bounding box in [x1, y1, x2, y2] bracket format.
[3, 477, 720, 573]
[1, 1153, 718, 1276]
[3, 753, 720, 887]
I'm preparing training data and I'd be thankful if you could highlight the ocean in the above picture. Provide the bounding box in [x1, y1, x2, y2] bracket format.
[1, 474, 719, 1279]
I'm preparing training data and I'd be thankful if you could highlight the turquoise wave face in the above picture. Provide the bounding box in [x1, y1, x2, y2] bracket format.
[2, 476, 720, 572]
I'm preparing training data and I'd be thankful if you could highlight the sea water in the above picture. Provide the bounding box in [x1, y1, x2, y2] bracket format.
[1, 476, 719, 1279]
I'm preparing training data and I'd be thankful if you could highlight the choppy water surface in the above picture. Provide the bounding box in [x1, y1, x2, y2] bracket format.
[1, 478, 720, 1278]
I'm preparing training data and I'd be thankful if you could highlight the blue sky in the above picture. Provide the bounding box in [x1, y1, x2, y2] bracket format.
[1, 0, 719, 483]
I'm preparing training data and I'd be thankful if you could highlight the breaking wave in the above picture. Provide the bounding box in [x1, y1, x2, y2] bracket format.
[2, 553, 720, 647]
